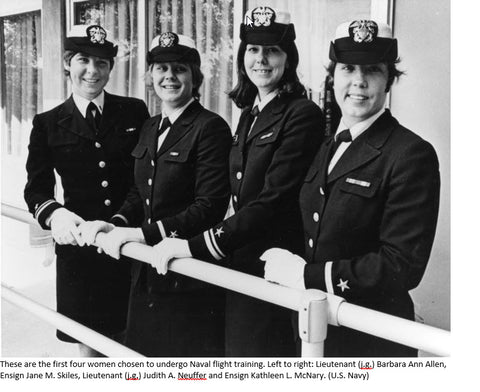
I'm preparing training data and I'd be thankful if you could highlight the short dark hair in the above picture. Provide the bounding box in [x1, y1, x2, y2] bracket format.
[228, 41, 306, 108]
[326, 58, 404, 92]
[63, 50, 115, 77]
[145, 62, 204, 99]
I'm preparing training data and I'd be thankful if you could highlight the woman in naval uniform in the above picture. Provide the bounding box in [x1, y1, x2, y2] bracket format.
[80, 32, 231, 356]
[261, 19, 440, 357]
[152, 7, 324, 357]
[24, 25, 150, 356]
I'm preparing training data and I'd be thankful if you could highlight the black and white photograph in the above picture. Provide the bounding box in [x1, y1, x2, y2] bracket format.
[0, 0, 465, 389]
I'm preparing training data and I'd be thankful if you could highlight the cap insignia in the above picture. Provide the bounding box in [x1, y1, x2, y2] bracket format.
[348, 20, 378, 43]
[251, 7, 275, 27]
[87, 25, 106, 44]
[159, 32, 178, 48]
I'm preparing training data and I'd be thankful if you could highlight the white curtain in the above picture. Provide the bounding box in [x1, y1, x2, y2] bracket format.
[1, 11, 42, 157]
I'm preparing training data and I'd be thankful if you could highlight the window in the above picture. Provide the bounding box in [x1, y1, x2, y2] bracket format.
[1, 10, 42, 157]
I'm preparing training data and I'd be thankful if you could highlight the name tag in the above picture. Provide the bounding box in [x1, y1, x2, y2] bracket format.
[260, 132, 274, 140]
[346, 178, 371, 187]
[169, 151, 179, 156]
[125, 128, 136, 132]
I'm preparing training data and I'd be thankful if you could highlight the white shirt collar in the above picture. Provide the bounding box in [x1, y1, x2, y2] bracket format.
[336, 109, 385, 141]
[162, 98, 195, 125]
[72, 91, 105, 118]
[253, 89, 278, 113]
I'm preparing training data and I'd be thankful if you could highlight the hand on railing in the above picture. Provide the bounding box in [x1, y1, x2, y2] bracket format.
[93, 227, 145, 260]
[152, 238, 192, 275]
[79, 220, 114, 245]
[260, 248, 306, 290]
[49, 208, 85, 246]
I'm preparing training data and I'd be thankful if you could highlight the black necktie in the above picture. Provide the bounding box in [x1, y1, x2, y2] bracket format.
[329, 129, 352, 162]
[86, 102, 101, 132]
[158, 117, 171, 137]
[239, 105, 259, 142]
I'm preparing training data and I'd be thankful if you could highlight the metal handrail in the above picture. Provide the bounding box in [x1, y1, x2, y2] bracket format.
[1, 284, 143, 357]
[1, 203, 450, 356]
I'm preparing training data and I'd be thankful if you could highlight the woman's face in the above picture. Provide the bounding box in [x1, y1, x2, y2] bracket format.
[333, 62, 389, 127]
[244, 44, 287, 99]
[150, 62, 194, 111]
[65, 52, 111, 100]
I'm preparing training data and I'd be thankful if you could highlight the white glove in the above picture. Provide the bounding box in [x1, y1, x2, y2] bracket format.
[78, 220, 115, 247]
[152, 238, 192, 275]
[49, 208, 85, 246]
[98, 227, 145, 260]
[260, 248, 306, 290]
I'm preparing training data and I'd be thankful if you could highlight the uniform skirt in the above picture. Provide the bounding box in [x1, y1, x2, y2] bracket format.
[55, 244, 131, 343]
[124, 283, 225, 357]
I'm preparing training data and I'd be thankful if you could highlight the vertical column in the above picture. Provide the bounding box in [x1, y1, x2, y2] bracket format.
[41, 0, 66, 111]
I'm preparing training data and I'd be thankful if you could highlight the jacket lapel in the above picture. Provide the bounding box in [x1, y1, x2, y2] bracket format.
[141, 116, 162, 159]
[57, 96, 96, 140]
[327, 110, 396, 184]
[157, 100, 202, 157]
[246, 96, 285, 143]
[97, 91, 124, 138]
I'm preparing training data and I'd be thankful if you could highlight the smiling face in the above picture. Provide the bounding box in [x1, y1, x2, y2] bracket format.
[244, 44, 287, 99]
[150, 62, 194, 112]
[65, 52, 111, 100]
[333, 62, 389, 127]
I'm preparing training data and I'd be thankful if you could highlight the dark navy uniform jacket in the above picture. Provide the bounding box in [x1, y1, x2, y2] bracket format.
[115, 100, 231, 293]
[300, 110, 440, 356]
[186, 94, 323, 357]
[24, 91, 149, 341]
[25, 92, 149, 226]
[189, 94, 324, 275]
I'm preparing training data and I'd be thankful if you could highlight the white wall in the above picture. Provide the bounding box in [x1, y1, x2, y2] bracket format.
[391, 0, 450, 330]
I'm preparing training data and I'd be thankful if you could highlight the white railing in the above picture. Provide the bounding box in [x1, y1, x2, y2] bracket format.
[1, 203, 450, 357]
[1, 284, 144, 357]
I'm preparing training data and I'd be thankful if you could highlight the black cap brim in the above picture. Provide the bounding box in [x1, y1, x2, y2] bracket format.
[329, 38, 398, 64]
[240, 23, 295, 45]
[64, 37, 118, 58]
[147, 45, 201, 66]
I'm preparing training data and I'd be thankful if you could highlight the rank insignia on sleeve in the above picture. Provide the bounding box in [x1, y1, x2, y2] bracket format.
[337, 278, 350, 292]
[215, 227, 224, 237]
